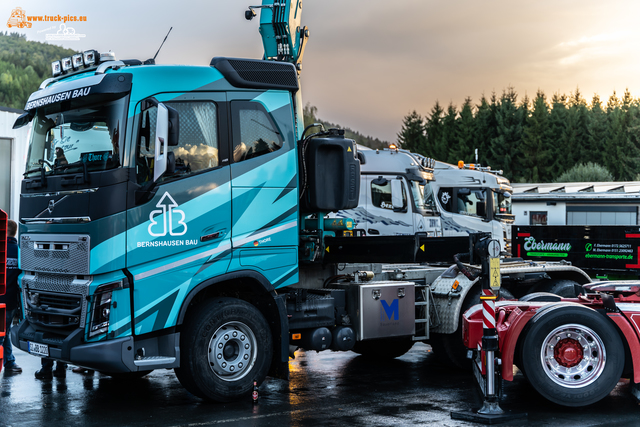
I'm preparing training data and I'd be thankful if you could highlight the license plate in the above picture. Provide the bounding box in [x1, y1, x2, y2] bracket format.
[28, 341, 49, 357]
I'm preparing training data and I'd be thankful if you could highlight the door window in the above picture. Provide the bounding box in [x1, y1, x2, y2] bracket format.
[137, 101, 219, 184]
[371, 180, 406, 210]
[231, 101, 283, 163]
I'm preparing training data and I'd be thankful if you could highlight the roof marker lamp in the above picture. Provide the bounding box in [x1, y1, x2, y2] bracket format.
[60, 57, 73, 73]
[72, 53, 84, 69]
[83, 49, 98, 66]
[458, 160, 464, 169]
[51, 60, 62, 77]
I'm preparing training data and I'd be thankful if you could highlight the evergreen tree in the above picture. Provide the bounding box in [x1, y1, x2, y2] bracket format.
[489, 87, 523, 180]
[439, 103, 459, 163]
[588, 94, 609, 164]
[473, 94, 498, 167]
[565, 87, 590, 166]
[424, 101, 444, 159]
[396, 110, 425, 153]
[520, 91, 552, 182]
[452, 97, 475, 162]
[547, 93, 568, 178]
[606, 93, 640, 180]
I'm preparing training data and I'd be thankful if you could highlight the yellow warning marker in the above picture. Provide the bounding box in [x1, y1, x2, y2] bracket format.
[348, 146, 352, 152]
[420, 244, 425, 252]
[325, 246, 330, 253]
[490, 257, 501, 290]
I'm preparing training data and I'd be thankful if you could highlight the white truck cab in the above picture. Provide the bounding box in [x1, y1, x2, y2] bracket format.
[431, 160, 514, 252]
[334, 146, 442, 237]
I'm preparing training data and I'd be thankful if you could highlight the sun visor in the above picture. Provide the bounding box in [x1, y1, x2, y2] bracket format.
[23, 73, 133, 115]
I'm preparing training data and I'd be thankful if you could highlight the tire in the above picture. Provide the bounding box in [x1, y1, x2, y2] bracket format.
[432, 286, 484, 370]
[175, 297, 273, 402]
[351, 337, 415, 359]
[520, 304, 624, 407]
[104, 370, 153, 380]
[538, 279, 582, 297]
[520, 292, 561, 302]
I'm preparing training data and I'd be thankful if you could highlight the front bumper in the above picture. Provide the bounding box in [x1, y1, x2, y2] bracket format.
[11, 319, 137, 372]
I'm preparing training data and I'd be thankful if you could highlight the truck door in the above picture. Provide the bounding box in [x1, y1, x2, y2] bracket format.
[365, 175, 413, 236]
[226, 91, 299, 289]
[126, 93, 232, 335]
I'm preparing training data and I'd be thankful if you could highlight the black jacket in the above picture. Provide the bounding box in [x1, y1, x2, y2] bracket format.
[1, 236, 20, 311]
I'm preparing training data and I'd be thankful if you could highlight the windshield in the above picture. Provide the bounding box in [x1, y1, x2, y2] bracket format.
[493, 191, 513, 219]
[25, 97, 127, 177]
[409, 180, 437, 215]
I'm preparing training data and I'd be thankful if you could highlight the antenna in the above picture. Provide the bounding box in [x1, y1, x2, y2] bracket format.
[153, 27, 173, 61]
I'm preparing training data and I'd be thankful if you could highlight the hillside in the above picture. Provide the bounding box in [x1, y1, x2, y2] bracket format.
[303, 104, 389, 149]
[0, 32, 76, 109]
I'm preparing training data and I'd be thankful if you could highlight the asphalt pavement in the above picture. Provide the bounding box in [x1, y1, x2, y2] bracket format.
[1, 342, 639, 426]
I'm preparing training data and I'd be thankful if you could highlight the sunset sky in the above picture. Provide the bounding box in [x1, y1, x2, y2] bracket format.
[4, 0, 640, 142]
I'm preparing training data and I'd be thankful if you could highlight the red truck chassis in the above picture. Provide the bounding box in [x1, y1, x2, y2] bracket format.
[464, 282, 640, 407]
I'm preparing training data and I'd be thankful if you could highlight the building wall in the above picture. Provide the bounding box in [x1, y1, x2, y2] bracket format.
[514, 201, 566, 225]
[514, 200, 640, 226]
[0, 109, 29, 221]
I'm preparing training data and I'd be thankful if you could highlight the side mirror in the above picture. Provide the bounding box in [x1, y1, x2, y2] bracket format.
[153, 103, 170, 182]
[391, 179, 404, 210]
[476, 200, 486, 217]
[166, 104, 179, 147]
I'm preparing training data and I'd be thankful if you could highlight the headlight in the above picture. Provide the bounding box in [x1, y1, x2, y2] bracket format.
[88, 281, 122, 338]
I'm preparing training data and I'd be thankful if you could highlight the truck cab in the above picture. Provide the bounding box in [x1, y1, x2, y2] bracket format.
[431, 161, 514, 252]
[334, 146, 441, 237]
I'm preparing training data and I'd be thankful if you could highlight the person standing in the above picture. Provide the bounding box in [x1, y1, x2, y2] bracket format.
[1, 219, 22, 373]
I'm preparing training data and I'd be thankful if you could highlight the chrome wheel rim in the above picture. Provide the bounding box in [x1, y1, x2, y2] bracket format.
[208, 321, 257, 381]
[541, 323, 606, 388]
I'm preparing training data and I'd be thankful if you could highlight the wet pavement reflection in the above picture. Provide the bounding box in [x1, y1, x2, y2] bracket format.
[1, 343, 638, 426]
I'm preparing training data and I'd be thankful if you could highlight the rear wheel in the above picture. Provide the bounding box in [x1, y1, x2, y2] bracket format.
[351, 337, 415, 359]
[520, 305, 624, 407]
[175, 297, 273, 402]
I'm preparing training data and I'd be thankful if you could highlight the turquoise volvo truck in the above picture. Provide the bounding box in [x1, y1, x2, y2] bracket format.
[9, 2, 440, 401]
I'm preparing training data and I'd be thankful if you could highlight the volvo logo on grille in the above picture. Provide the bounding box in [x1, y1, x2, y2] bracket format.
[48, 199, 55, 214]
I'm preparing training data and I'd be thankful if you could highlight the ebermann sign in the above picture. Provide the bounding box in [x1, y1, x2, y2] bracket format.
[523, 236, 571, 257]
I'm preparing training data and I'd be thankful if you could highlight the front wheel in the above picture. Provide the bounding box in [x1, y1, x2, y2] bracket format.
[520, 305, 624, 407]
[175, 297, 273, 402]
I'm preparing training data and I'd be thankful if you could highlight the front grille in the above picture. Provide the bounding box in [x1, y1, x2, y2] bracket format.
[22, 273, 91, 328]
[39, 292, 83, 311]
[21, 234, 90, 275]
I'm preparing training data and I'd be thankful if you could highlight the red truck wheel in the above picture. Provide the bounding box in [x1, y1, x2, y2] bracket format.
[520, 305, 624, 407]
[175, 297, 272, 401]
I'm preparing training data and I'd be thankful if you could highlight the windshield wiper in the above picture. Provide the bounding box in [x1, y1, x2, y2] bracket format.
[23, 159, 57, 187]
